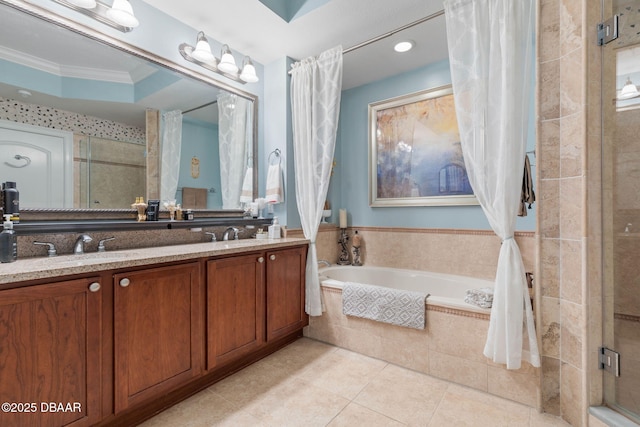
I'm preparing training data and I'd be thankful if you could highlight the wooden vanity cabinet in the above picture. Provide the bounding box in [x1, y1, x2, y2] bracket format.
[266, 246, 307, 341]
[113, 263, 202, 413]
[0, 277, 103, 427]
[206, 254, 265, 370]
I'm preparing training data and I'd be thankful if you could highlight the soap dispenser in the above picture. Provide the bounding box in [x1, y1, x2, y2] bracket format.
[0, 214, 17, 263]
[268, 216, 281, 239]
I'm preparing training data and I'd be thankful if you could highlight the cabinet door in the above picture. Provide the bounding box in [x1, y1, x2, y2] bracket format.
[0, 277, 102, 427]
[113, 263, 201, 413]
[207, 254, 265, 370]
[266, 246, 308, 341]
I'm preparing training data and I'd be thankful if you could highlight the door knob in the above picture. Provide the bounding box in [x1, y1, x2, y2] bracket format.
[88, 282, 101, 292]
[269, 254, 276, 261]
[119, 278, 130, 287]
[257, 256, 264, 263]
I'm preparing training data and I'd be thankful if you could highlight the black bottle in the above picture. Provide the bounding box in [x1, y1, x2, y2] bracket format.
[0, 215, 17, 263]
[2, 182, 19, 223]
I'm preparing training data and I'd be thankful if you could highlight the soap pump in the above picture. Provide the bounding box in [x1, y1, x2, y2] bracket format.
[268, 216, 281, 239]
[0, 214, 17, 263]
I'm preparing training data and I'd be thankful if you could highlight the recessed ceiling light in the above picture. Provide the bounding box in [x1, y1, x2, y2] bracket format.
[394, 40, 414, 53]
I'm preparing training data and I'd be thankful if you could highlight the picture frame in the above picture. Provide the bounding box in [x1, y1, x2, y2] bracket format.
[368, 85, 477, 207]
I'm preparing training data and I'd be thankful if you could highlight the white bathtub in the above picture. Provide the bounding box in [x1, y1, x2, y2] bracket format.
[318, 265, 493, 314]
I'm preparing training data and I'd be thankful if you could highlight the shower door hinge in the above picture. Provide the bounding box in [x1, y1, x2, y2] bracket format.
[599, 347, 620, 376]
[597, 15, 619, 46]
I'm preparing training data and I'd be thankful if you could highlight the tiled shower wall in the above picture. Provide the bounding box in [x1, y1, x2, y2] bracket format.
[538, 0, 604, 425]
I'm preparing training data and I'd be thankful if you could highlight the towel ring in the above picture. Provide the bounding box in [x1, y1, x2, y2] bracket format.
[4, 154, 31, 168]
[268, 148, 281, 166]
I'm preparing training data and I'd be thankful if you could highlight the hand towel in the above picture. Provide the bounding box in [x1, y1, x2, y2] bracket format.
[239, 167, 253, 204]
[518, 155, 535, 216]
[265, 163, 284, 204]
[342, 281, 428, 329]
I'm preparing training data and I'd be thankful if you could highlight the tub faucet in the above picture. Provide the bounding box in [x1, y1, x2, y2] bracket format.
[73, 234, 92, 254]
[222, 227, 239, 241]
[318, 260, 330, 268]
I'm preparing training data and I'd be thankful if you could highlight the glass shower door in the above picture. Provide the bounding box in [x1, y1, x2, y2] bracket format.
[602, 0, 640, 422]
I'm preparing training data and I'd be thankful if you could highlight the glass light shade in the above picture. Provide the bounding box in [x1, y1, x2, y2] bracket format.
[218, 45, 238, 74]
[619, 77, 640, 100]
[66, 0, 97, 8]
[106, 0, 139, 28]
[191, 32, 215, 63]
[239, 57, 259, 83]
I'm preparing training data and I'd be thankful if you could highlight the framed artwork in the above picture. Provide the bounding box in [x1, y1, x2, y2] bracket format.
[368, 85, 477, 207]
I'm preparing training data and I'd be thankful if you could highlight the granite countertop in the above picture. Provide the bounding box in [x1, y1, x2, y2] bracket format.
[0, 238, 309, 285]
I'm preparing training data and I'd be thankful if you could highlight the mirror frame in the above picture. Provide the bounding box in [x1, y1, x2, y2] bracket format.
[1, 0, 258, 219]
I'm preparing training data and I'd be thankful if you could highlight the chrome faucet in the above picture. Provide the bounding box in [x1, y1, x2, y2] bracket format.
[73, 234, 92, 254]
[222, 227, 239, 241]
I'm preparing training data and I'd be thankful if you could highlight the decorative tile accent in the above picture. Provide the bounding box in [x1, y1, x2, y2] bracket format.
[0, 96, 145, 143]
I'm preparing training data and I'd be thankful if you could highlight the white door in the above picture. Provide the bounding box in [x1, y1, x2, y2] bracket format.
[0, 120, 73, 208]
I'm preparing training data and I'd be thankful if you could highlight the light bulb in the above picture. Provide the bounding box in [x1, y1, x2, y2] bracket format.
[107, 0, 139, 28]
[218, 45, 238, 74]
[239, 57, 259, 83]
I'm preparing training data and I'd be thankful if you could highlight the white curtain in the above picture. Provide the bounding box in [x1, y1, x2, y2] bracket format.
[218, 93, 252, 209]
[291, 46, 343, 316]
[444, 0, 540, 369]
[160, 110, 182, 202]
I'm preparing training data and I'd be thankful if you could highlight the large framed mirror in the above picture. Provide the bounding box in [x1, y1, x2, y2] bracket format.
[0, 0, 258, 217]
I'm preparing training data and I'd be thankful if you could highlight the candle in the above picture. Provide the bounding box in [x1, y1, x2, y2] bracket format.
[339, 209, 347, 228]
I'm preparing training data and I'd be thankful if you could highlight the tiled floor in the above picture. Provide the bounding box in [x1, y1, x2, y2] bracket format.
[140, 338, 570, 427]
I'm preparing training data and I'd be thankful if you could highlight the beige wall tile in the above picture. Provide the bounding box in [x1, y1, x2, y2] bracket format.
[429, 350, 488, 392]
[541, 296, 561, 358]
[542, 356, 561, 415]
[539, 60, 561, 121]
[559, 0, 582, 56]
[539, 120, 561, 179]
[560, 362, 584, 426]
[540, 180, 561, 239]
[539, 0, 560, 63]
[560, 239, 582, 304]
[487, 365, 538, 407]
[559, 178, 583, 239]
[559, 49, 584, 117]
[427, 310, 488, 363]
[559, 112, 584, 178]
[560, 300, 583, 369]
[541, 239, 561, 297]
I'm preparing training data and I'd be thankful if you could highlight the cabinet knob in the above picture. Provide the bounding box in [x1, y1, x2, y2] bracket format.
[269, 254, 276, 261]
[257, 256, 264, 263]
[88, 282, 101, 292]
[119, 278, 130, 287]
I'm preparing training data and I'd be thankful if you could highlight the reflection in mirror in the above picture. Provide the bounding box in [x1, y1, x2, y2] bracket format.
[0, 1, 257, 213]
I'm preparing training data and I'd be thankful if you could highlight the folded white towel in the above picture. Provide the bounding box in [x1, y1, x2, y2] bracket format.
[464, 287, 494, 309]
[239, 167, 253, 203]
[265, 163, 284, 204]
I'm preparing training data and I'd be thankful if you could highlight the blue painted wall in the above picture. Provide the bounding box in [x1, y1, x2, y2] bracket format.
[329, 59, 536, 231]
[175, 116, 222, 209]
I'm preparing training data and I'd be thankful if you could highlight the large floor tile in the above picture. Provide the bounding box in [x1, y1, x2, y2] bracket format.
[327, 402, 405, 427]
[353, 363, 449, 425]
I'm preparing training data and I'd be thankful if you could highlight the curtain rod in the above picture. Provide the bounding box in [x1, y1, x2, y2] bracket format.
[343, 9, 444, 54]
[183, 99, 218, 114]
[288, 9, 445, 74]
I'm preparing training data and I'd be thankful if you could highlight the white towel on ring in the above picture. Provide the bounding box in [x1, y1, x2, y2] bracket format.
[265, 163, 284, 204]
[239, 167, 253, 203]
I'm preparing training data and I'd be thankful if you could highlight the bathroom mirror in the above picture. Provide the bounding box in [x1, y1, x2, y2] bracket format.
[0, 1, 257, 213]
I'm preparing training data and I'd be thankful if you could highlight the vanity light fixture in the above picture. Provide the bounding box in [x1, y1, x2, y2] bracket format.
[619, 77, 640, 100]
[178, 32, 260, 84]
[394, 40, 415, 53]
[51, 0, 139, 32]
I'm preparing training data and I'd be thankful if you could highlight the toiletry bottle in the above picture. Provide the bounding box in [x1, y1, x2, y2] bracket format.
[2, 181, 19, 224]
[0, 215, 17, 263]
[268, 216, 281, 239]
